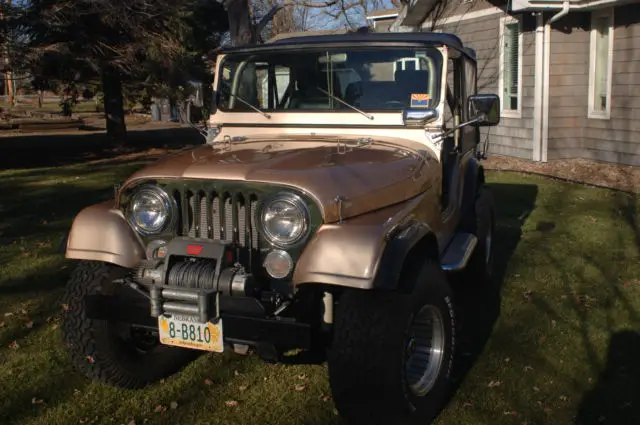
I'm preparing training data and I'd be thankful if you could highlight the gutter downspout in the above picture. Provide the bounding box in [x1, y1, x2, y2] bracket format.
[535, 2, 570, 162]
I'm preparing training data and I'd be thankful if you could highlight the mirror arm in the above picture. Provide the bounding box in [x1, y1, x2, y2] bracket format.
[432, 114, 485, 143]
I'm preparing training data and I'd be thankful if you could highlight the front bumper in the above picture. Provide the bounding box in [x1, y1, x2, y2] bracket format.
[84, 294, 311, 354]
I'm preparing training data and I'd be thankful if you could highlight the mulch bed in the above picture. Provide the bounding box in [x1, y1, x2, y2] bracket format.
[484, 154, 640, 194]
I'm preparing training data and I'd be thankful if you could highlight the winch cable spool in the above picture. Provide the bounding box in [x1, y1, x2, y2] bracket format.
[166, 260, 217, 289]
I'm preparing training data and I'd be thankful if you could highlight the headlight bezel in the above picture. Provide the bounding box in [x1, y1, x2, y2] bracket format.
[258, 192, 311, 248]
[127, 185, 175, 236]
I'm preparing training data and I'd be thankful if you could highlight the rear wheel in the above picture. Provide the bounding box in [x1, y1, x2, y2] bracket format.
[328, 260, 455, 425]
[61, 261, 199, 389]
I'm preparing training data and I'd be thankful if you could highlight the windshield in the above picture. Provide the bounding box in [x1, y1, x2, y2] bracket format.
[217, 47, 443, 113]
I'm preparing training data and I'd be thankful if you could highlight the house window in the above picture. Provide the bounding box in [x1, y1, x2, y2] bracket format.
[499, 16, 522, 118]
[589, 9, 614, 119]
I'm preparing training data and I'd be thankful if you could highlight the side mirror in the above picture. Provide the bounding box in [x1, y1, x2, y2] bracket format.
[468, 94, 500, 126]
[402, 108, 439, 127]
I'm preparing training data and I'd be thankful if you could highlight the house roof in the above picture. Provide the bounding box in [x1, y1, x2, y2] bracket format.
[220, 31, 471, 57]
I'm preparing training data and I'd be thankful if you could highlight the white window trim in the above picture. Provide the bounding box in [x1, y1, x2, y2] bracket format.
[499, 15, 523, 119]
[588, 9, 614, 120]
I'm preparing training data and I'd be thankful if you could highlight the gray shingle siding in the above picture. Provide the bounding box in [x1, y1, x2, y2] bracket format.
[369, 1, 640, 166]
[438, 11, 536, 160]
[547, 4, 640, 166]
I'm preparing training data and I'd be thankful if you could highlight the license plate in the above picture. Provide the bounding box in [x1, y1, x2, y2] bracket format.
[158, 315, 224, 353]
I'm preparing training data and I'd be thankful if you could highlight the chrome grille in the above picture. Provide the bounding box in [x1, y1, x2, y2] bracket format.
[175, 189, 259, 249]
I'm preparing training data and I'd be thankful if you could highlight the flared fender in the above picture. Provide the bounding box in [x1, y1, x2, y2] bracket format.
[65, 201, 146, 268]
[292, 193, 438, 290]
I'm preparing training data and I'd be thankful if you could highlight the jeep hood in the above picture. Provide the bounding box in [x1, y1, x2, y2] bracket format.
[124, 137, 439, 223]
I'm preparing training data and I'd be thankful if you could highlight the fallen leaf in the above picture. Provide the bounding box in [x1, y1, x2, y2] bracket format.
[624, 281, 631, 287]
[561, 295, 568, 300]
[238, 385, 248, 392]
[86, 356, 95, 364]
[503, 411, 518, 416]
[524, 365, 533, 371]
[551, 320, 557, 328]
[79, 418, 89, 424]
[169, 401, 178, 410]
[544, 407, 552, 414]
[333, 408, 339, 415]
[204, 378, 213, 386]
[31, 397, 44, 404]
[61, 304, 69, 311]
[487, 380, 501, 388]
[294, 384, 306, 391]
[523, 291, 533, 301]
[463, 402, 473, 408]
[504, 357, 511, 363]
[297, 373, 307, 380]
[533, 386, 540, 392]
[25, 321, 34, 329]
[559, 395, 568, 401]
[539, 334, 547, 345]
[4, 312, 13, 317]
[225, 400, 238, 407]
[154, 405, 165, 413]
[0, 322, 4, 328]
[234, 370, 239, 377]
[8, 340, 19, 349]
[20, 309, 27, 315]
[127, 420, 136, 425]
[52, 324, 59, 330]
[321, 394, 331, 402]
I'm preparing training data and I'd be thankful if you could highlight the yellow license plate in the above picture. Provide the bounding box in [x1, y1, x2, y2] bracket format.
[158, 315, 224, 353]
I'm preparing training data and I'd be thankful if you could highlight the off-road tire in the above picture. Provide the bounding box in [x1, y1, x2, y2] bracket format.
[61, 261, 199, 389]
[328, 261, 455, 425]
[461, 184, 495, 285]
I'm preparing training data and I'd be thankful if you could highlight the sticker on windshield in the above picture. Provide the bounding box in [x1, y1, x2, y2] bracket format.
[410, 93, 431, 108]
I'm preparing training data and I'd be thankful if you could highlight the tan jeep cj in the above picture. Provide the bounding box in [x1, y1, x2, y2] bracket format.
[61, 31, 500, 425]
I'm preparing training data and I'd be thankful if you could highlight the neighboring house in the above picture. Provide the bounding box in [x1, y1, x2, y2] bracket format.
[367, 0, 640, 166]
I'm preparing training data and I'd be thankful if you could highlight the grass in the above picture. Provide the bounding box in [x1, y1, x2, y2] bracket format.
[0, 144, 639, 425]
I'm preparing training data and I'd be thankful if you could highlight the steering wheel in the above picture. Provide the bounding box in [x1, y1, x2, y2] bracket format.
[382, 100, 406, 108]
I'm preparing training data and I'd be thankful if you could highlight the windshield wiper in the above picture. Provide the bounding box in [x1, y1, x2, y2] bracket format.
[230, 93, 271, 119]
[315, 87, 374, 121]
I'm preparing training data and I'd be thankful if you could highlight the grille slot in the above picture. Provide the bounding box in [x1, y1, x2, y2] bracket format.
[175, 189, 258, 249]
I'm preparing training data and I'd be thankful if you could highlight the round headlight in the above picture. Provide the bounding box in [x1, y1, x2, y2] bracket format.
[128, 186, 173, 235]
[260, 193, 309, 246]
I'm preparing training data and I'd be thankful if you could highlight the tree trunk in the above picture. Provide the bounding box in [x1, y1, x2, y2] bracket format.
[225, 0, 253, 46]
[101, 65, 127, 144]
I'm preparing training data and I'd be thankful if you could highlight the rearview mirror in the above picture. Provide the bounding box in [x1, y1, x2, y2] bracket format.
[468, 94, 500, 126]
[402, 108, 438, 127]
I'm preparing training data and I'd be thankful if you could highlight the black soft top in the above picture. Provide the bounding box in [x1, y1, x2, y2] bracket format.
[220, 32, 476, 61]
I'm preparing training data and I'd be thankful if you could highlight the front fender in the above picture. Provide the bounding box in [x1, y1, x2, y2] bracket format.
[293, 194, 432, 290]
[65, 201, 146, 268]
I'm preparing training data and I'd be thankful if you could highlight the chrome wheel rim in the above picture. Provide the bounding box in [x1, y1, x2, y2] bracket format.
[405, 305, 445, 397]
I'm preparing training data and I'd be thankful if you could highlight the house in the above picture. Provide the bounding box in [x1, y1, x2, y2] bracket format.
[367, 0, 640, 166]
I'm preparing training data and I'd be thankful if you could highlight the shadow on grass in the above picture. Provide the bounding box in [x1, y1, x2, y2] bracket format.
[0, 126, 203, 170]
[447, 183, 538, 400]
[575, 330, 640, 425]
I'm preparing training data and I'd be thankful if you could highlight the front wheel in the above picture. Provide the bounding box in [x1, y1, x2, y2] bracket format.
[61, 261, 199, 389]
[328, 261, 456, 425]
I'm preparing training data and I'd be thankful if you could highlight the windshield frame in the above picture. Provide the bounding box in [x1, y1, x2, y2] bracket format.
[214, 45, 446, 115]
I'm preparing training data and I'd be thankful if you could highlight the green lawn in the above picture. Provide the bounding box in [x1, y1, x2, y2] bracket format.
[0, 151, 639, 425]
